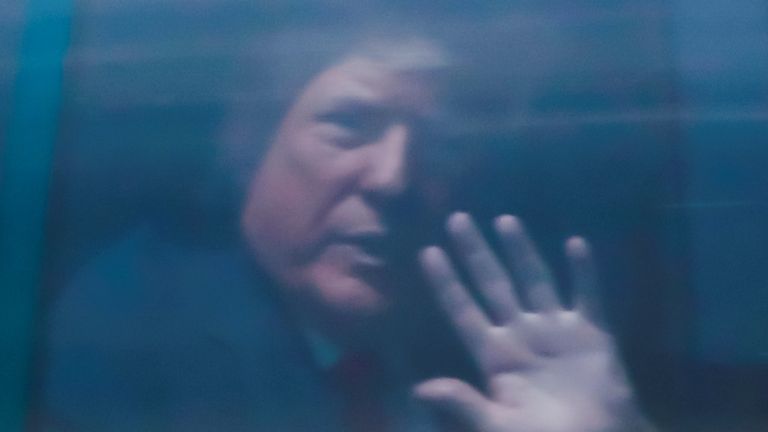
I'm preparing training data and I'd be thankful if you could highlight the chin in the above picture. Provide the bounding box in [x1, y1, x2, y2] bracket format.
[311, 271, 393, 326]
[329, 279, 390, 316]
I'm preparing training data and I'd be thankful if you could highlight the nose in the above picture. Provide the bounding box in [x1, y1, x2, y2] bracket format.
[360, 122, 409, 198]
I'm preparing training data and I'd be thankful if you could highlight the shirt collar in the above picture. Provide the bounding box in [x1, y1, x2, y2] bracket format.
[303, 328, 345, 370]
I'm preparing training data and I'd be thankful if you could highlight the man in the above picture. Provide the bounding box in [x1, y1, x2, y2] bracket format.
[40, 37, 653, 432]
[238, 37, 654, 431]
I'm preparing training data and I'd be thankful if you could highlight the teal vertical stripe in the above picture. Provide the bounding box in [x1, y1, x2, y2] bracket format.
[0, 0, 72, 430]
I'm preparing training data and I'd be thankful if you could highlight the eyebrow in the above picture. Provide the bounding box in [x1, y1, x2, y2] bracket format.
[315, 96, 432, 125]
[317, 96, 387, 114]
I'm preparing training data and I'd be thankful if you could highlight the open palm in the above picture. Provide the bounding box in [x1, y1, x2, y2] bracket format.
[416, 213, 653, 432]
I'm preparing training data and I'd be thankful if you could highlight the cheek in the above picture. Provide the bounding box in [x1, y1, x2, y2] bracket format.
[253, 130, 373, 250]
[290, 133, 369, 208]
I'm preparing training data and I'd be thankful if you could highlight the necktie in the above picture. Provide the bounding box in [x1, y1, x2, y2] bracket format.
[329, 351, 391, 432]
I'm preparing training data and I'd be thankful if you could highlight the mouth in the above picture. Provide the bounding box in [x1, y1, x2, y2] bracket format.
[333, 230, 389, 268]
[312, 229, 390, 271]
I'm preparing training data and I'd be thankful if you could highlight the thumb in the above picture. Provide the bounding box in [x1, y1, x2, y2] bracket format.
[413, 377, 494, 431]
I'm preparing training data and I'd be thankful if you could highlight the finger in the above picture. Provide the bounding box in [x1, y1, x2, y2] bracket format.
[447, 212, 520, 323]
[419, 246, 491, 346]
[566, 236, 605, 327]
[495, 215, 562, 312]
[489, 373, 532, 406]
[413, 377, 494, 431]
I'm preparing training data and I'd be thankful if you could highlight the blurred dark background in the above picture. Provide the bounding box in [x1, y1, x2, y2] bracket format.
[2, 1, 768, 431]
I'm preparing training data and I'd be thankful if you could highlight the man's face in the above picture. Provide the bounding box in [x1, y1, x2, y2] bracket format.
[241, 56, 437, 329]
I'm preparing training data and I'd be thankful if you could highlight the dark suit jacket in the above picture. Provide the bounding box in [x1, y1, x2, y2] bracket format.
[39, 226, 345, 432]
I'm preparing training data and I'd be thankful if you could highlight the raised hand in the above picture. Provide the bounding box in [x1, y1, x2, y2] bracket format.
[415, 212, 654, 432]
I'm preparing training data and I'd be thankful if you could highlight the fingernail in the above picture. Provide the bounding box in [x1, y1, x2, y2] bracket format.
[494, 214, 521, 234]
[419, 246, 442, 264]
[446, 211, 470, 232]
[566, 236, 588, 256]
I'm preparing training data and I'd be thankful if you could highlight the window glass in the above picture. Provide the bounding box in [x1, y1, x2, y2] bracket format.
[1, 1, 766, 431]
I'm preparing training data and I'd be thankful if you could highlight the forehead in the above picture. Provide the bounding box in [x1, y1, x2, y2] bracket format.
[296, 57, 437, 117]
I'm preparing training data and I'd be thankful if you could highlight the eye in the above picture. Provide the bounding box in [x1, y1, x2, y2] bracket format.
[316, 107, 387, 149]
[319, 110, 367, 133]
